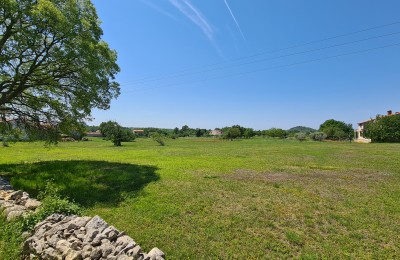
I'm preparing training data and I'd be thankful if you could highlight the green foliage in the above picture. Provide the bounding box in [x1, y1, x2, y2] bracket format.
[319, 119, 353, 141]
[223, 127, 241, 140]
[309, 132, 327, 142]
[99, 121, 135, 146]
[364, 114, 400, 142]
[295, 132, 307, 141]
[22, 181, 82, 231]
[243, 128, 255, 139]
[0, 216, 24, 260]
[264, 128, 287, 139]
[0, 0, 120, 143]
[176, 125, 209, 137]
[151, 132, 166, 146]
[0, 120, 22, 146]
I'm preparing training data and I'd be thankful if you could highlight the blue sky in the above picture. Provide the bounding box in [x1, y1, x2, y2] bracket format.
[90, 0, 400, 130]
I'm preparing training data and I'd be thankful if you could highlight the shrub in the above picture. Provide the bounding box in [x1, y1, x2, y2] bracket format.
[295, 133, 307, 142]
[151, 132, 166, 146]
[22, 181, 82, 231]
[310, 132, 327, 142]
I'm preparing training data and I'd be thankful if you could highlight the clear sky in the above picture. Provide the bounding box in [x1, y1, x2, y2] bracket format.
[90, 0, 400, 130]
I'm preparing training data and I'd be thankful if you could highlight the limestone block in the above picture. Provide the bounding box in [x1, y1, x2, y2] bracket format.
[85, 215, 109, 240]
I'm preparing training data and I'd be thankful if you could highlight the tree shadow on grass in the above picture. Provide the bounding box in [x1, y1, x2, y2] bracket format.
[0, 160, 159, 208]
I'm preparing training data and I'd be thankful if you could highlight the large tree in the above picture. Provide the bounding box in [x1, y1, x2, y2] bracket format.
[0, 0, 120, 141]
[364, 114, 400, 142]
[319, 119, 353, 141]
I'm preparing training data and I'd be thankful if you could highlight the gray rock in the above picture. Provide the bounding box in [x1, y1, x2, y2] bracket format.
[0, 200, 14, 208]
[55, 239, 71, 255]
[24, 199, 41, 209]
[122, 242, 136, 253]
[81, 244, 93, 258]
[4, 204, 26, 214]
[107, 230, 119, 241]
[128, 246, 142, 259]
[43, 247, 62, 260]
[47, 234, 62, 248]
[90, 247, 102, 260]
[91, 233, 107, 246]
[147, 248, 165, 260]
[77, 233, 86, 241]
[117, 255, 133, 260]
[65, 249, 83, 260]
[6, 209, 25, 220]
[5, 190, 23, 201]
[35, 223, 54, 238]
[115, 235, 135, 248]
[100, 242, 114, 258]
[139, 253, 150, 260]
[69, 216, 91, 229]
[69, 238, 83, 251]
[85, 216, 109, 240]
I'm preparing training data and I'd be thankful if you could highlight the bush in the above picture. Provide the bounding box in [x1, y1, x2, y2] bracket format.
[22, 181, 82, 230]
[310, 132, 327, 142]
[295, 133, 307, 142]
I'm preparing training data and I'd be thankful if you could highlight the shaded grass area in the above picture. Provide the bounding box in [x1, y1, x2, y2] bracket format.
[0, 161, 159, 207]
[1, 138, 400, 258]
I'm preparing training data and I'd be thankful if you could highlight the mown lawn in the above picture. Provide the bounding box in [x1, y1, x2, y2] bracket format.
[1, 137, 400, 258]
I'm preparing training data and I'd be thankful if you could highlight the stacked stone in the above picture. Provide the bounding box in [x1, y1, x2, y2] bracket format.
[24, 214, 165, 260]
[0, 177, 41, 220]
[0, 176, 165, 259]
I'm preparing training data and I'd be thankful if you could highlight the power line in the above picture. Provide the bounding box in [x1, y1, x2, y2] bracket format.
[120, 21, 400, 85]
[121, 31, 400, 87]
[123, 42, 400, 93]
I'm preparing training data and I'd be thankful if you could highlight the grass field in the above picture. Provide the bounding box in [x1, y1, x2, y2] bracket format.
[1, 137, 400, 259]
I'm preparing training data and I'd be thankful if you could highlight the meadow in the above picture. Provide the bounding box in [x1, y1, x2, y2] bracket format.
[1, 137, 400, 259]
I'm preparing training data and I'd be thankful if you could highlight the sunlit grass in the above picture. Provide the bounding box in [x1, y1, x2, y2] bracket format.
[1, 137, 400, 258]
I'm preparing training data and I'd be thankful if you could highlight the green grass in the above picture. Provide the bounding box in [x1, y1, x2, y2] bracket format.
[1, 137, 400, 258]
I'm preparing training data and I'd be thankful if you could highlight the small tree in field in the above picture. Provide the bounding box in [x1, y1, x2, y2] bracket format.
[99, 121, 135, 146]
[151, 132, 166, 146]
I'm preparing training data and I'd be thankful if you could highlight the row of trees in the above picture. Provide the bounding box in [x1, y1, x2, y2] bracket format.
[96, 115, 400, 145]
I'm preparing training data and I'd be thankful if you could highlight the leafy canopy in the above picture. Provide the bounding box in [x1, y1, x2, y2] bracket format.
[0, 0, 120, 141]
[364, 114, 400, 143]
[99, 121, 135, 146]
[319, 119, 353, 141]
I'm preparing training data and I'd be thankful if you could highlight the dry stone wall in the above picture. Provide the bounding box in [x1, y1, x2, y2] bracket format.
[0, 177, 165, 260]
